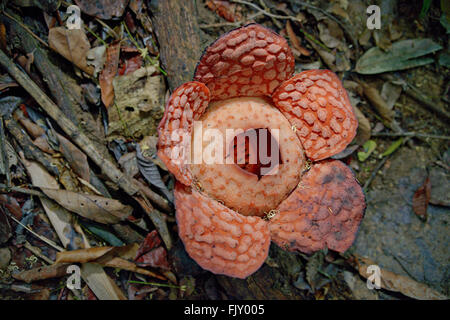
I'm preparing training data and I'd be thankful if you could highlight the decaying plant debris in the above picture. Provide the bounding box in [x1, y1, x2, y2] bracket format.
[0, 0, 449, 300]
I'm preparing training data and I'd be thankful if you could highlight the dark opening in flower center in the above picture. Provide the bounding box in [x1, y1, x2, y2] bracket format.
[230, 128, 282, 179]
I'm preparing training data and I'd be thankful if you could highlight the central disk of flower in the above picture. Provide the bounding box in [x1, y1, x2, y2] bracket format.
[190, 97, 305, 217]
[231, 128, 282, 180]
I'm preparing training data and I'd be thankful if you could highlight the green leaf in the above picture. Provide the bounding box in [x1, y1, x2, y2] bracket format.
[381, 138, 403, 157]
[357, 140, 377, 162]
[355, 39, 443, 74]
[439, 52, 450, 68]
[82, 222, 124, 246]
[440, 14, 450, 34]
[419, 0, 432, 19]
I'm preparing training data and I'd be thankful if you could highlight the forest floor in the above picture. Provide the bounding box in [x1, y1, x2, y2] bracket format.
[0, 0, 448, 300]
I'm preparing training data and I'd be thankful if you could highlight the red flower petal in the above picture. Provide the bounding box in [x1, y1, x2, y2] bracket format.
[269, 160, 365, 254]
[194, 24, 294, 100]
[272, 70, 358, 160]
[174, 182, 271, 279]
[157, 81, 210, 185]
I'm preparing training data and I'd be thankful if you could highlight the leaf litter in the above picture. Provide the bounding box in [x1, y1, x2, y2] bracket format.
[0, 0, 448, 301]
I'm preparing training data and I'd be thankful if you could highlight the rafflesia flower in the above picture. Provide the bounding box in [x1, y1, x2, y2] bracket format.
[157, 24, 365, 278]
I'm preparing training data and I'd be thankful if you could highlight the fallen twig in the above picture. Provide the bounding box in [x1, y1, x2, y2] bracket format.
[0, 183, 45, 197]
[363, 155, 390, 192]
[24, 241, 54, 265]
[199, 12, 263, 29]
[3, 11, 49, 48]
[0, 116, 10, 187]
[231, 0, 356, 56]
[363, 138, 410, 191]
[372, 132, 450, 140]
[381, 74, 450, 121]
[4, 118, 59, 177]
[6, 211, 65, 252]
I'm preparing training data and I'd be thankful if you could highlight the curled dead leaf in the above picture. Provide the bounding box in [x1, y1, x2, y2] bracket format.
[13, 263, 71, 283]
[412, 176, 431, 221]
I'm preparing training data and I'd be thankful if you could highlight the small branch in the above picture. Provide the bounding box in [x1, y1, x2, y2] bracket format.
[0, 116, 11, 187]
[5, 209, 64, 252]
[4, 118, 59, 177]
[363, 156, 390, 192]
[363, 137, 410, 191]
[381, 74, 450, 121]
[0, 183, 45, 197]
[199, 12, 264, 29]
[230, 0, 330, 51]
[292, 1, 360, 58]
[3, 11, 49, 48]
[0, 49, 170, 212]
[24, 241, 55, 265]
[372, 132, 450, 140]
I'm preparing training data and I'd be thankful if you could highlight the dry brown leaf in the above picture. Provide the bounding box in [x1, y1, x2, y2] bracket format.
[48, 27, 94, 75]
[86, 45, 106, 77]
[15, 114, 45, 139]
[108, 65, 165, 140]
[306, 38, 335, 70]
[56, 244, 165, 280]
[56, 246, 115, 264]
[81, 263, 127, 300]
[286, 21, 310, 57]
[206, 0, 242, 22]
[102, 257, 165, 280]
[318, 21, 344, 49]
[0, 208, 12, 244]
[40, 188, 133, 224]
[381, 82, 402, 110]
[21, 156, 124, 299]
[135, 230, 170, 270]
[353, 105, 371, 145]
[56, 133, 90, 182]
[32, 136, 54, 154]
[12, 263, 71, 283]
[360, 82, 394, 122]
[134, 195, 172, 250]
[412, 176, 431, 220]
[22, 157, 84, 249]
[0, 22, 6, 52]
[355, 255, 447, 300]
[14, 112, 54, 154]
[99, 41, 120, 108]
